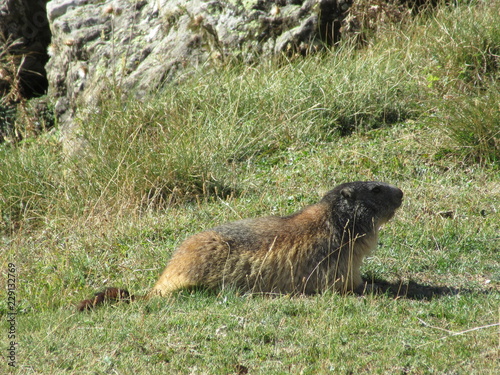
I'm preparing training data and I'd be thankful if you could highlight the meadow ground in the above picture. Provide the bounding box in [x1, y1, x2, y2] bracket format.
[1, 1, 499, 374]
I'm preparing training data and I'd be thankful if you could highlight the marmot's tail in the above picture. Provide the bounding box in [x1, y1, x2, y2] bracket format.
[76, 287, 136, 311]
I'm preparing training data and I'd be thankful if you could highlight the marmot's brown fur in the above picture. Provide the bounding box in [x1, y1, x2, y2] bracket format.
[77, 181, 403, 311]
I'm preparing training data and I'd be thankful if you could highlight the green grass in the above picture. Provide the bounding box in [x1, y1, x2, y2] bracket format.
[7, 291, 499, 373]
[1, 1, 499, 374]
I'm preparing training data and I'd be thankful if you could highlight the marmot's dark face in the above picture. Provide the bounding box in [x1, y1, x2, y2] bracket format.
[325, 181, 403, 229]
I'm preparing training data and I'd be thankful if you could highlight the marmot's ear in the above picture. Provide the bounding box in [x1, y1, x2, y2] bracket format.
[341, 187, 356, 200]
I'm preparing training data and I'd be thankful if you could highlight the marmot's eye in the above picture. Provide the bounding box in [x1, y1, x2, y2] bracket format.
[371, 186, 381, 194]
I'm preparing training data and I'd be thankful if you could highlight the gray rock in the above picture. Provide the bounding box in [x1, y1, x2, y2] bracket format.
[44, 0, 349, 139]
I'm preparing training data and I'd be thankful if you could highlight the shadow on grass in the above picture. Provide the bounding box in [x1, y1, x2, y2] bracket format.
[362, 278, 494, 300]
[75, 279, 495, 312]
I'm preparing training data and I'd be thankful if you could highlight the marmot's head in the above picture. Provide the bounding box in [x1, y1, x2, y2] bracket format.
[323, 181, 403, 230]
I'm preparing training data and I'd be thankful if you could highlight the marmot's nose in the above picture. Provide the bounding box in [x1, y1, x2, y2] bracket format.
[397, 188, 403, 200]
[388, 184, 403, 201]
[389, 185, 403, 207]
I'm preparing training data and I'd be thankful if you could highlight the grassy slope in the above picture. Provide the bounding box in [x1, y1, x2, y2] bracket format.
[1, 1, 499, 374]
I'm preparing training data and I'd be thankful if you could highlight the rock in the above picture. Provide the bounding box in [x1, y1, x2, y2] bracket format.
[44, 0, 350, 138]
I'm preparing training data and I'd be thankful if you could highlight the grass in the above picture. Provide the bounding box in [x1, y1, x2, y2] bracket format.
[1, 1, 499, 373]
[431, 84, 500, 163]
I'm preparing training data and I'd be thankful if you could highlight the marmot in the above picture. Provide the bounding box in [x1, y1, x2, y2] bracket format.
[77, 181, 403, 311]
